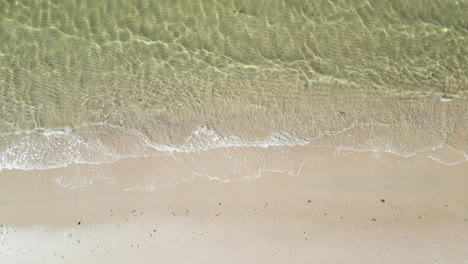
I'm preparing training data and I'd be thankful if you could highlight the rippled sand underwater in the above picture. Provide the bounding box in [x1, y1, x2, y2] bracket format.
[0, 0, 467, 170]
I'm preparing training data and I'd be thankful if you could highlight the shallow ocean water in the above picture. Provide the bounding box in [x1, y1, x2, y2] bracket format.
[0, 0, 467, 170]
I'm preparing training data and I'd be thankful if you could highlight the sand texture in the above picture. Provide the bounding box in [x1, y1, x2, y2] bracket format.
[1, 148, 467, 263]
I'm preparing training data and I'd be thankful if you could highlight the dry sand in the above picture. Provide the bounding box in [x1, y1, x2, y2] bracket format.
[0, 146, 467, 264]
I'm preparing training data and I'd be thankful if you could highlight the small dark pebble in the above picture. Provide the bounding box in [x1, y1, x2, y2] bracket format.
[77, 222, 81, 226]
[218, 203, 222, 206]
[418, 216, 422, 219]
[307, 200, 311, 203]
[371, 218, 377, 222]
[381, 199, 385, 203]
[77, 240, 80, 243]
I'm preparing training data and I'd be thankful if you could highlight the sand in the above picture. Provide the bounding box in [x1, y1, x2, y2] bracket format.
[1, 146, 467, 264]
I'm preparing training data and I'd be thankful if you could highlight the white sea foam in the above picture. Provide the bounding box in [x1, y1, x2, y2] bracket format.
[440, 97, 455, 102]
[40, 129, 73, 136]
[0, 124, 466, 172]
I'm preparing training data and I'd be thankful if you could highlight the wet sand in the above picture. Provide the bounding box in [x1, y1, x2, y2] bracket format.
[1, 147, 467, 263]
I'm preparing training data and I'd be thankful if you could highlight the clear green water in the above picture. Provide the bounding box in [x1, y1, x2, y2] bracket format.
[0, 0, 467, 170]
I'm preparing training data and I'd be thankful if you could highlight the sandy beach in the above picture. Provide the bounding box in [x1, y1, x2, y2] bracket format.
[1, 147, 467, 264]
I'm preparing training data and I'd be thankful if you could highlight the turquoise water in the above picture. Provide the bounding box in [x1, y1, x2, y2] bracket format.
[0, 0, 467, 170]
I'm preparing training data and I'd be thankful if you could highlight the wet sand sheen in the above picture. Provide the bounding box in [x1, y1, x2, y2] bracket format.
[1, 149, 467, 263]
